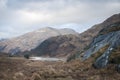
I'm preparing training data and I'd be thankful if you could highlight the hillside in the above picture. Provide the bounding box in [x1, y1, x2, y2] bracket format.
[0, 27, 78, 55]
[68, 14, 120, 60]
[82, 22, 120, 68]
[68, 14, 120, 70]
[78, 13, 120, 49]
[30, 34, 81, 58]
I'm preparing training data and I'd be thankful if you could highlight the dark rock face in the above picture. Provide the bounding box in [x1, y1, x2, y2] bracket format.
[82, 22, 120, 68]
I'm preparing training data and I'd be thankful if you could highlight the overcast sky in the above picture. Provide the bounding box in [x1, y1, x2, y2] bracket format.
[0, 0, 120, 39]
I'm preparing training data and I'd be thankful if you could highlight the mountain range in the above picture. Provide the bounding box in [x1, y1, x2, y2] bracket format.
[0, 27, 78, 55]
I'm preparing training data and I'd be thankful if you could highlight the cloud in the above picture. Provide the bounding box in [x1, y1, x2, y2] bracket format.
[0, 0, 120, 38]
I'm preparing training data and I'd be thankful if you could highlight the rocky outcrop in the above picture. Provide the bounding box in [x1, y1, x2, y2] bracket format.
[82, 22, 120, 68]
[78, 13, 120, 47]
[67, 13, 120, 61]
[0, 27, 78, 55]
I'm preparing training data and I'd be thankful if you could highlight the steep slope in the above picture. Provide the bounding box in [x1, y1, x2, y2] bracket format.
[67, 13, 120, 61]
[0, 27, 78, 55]
[30, 34, 82, 58]
[78, 13, 120, 48]
[81, 22, 120, 68]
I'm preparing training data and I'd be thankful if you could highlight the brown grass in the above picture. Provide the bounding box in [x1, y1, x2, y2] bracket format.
[99, 23, 120, 35]
[0, 56, 120, 80]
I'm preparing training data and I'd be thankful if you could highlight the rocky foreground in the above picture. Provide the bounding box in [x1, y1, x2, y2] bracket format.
[0, 57, 120, 80]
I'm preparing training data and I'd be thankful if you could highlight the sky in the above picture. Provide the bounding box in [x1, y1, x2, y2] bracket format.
[0, 0, 120, 39]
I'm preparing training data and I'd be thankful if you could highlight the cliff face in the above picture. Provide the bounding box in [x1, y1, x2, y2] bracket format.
[0, 27, 78, 55]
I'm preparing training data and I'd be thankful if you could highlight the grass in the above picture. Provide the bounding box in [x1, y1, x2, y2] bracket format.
[0, 50, 120, 80]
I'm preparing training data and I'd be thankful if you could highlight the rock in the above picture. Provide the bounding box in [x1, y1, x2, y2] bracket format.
[83, 22, 120, 68]
[67, 13, 120, 61]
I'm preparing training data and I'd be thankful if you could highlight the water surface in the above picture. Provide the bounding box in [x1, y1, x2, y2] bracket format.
[29, 57, 66, 61]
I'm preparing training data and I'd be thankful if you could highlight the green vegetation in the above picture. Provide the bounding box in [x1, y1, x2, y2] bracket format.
[9, 54, 14, 57]
[24, 54, 30, 59]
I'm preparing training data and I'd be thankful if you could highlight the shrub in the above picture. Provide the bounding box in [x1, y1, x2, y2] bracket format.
[24, 54, 29, 59]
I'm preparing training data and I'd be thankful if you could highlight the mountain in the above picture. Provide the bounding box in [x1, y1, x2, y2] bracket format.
[31, 13, 120, 58]
[82, 22, 120, 68]
[0, 27, 78, 55]
[67, 13, 120, 69]
[30, 34, 81, 58]
[68, 13, 120, 61]
[78, 13, 120, 48]
[0, 13, 119, 59]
